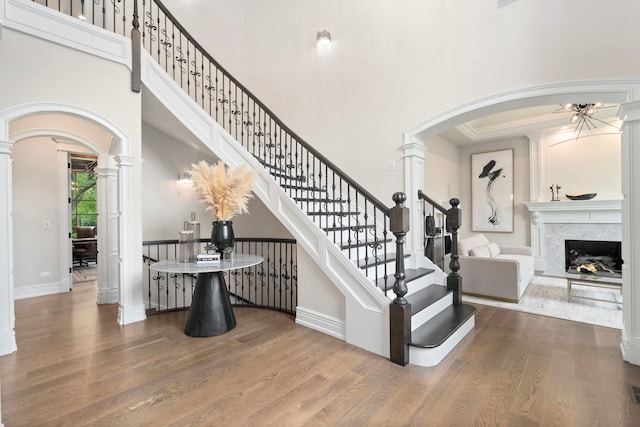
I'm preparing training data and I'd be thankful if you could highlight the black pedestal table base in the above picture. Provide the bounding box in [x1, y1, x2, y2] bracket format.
[185, 272, 236, 337]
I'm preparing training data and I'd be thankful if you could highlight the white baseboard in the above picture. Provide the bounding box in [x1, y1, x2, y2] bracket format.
[96, 287, 119, 304]
[295, 306, 346, 341]
[14, 282, 64, 300]
[117, 304, 147, 325]
[621, 328, 640, 366]
[0, 329, 17, 356]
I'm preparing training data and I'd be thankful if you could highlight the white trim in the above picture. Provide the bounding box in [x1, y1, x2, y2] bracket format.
[14, 281, 64, 300]
[402, 137, 426, 255]
[0, 137, 15, 357]
[407, 80, 640, 140]
[524, 199, 622, 217]
[296, 306, 346, 341]
[59, 150, 72, 292]
[1, 0, 131, 67]
[0, 329, 16, 357]
[97, 286, 119, 305]
[117, 304, 147, 325]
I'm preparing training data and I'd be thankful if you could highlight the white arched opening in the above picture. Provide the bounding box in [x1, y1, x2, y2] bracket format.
[404, 80, 640, 366]
[0, 102, 145, 356]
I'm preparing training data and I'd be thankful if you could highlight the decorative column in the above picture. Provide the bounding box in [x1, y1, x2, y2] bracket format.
[95, 167, 119, 304]
[115, 155, 146, 325]
[618, 100, 640, 365]
[0, 137, 17, 355]
[402, 136, 426, 255]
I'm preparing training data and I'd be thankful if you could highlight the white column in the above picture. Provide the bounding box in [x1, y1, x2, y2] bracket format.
[402, 136, 426, 255]
[619, 101, 640, 365]
[115, 155, 146, 325]
[0, 138, 17, 355]
[95, 167, 119, 304]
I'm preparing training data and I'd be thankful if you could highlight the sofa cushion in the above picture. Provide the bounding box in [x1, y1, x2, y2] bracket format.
[495, 253, 535, 291]
[487, 241, 501, 258]
[458, 234, 490, 256]
[470, 244, 491, 258]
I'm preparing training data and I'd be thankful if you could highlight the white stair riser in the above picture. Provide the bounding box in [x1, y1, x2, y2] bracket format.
[410, 292, 453, 332]
[409, 315, 475, 367]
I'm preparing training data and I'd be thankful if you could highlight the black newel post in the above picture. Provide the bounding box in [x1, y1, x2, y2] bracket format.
[389, 192, 411, 366]
[131, 0, 141, 93]
[446, 198, 462, 304]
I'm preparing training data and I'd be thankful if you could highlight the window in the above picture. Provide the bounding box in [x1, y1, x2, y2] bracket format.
[70, 155, 97, 237]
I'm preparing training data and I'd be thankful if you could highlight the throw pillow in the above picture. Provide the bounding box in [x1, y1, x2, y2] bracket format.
[470, 244, 491, 258]
[487, 241, 500, 258]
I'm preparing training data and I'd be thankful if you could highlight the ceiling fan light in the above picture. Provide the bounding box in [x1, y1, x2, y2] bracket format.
[586, 107, 595, 115]
[571, 113, 580, 122]
[564, 103, 573, 110]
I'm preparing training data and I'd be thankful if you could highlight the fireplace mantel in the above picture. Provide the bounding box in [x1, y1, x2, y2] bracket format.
[524, 199, 622, 225]
[524, 200, 622, 271]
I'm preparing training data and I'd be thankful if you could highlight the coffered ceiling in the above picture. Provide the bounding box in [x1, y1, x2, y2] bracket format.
[440, 104, 621, 146]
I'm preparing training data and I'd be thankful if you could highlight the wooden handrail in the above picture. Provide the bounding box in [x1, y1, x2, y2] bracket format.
[417, 190, 448, 215]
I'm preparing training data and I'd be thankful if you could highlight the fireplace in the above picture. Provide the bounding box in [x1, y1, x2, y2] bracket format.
[564, 239, 622, 277]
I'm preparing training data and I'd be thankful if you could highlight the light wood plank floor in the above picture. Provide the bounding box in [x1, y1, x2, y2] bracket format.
[2, 282, 640, 426]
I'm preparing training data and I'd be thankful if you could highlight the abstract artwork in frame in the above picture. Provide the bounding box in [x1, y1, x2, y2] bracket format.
[471, 149, 514, 232]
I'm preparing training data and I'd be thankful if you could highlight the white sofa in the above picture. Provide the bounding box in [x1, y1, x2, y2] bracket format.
[445, 233, 534, 302]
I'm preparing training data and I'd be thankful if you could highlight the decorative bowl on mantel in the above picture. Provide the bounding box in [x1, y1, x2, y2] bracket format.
[565, 193, 597, 201]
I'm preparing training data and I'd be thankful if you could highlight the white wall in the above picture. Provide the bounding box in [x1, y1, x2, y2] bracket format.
[12, 137, 62, 293]
[547, 132, 621, 200]
[423, 135, 461, 206]
[162, 0, 640, 204]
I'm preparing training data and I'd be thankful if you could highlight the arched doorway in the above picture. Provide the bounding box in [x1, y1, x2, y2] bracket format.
[0, 102, 145, 356]
[405, 80, 640, 365]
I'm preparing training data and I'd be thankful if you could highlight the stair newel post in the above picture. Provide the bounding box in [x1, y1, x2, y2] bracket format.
[131, 0, 141, 93]
[446, 198, 462, 304]
[389, 192, 411, 366]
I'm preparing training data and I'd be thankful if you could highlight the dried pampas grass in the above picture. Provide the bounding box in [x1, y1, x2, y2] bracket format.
[189, 160, 256, 221]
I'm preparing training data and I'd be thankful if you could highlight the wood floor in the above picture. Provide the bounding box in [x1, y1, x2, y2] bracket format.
[2, 282, 640, 426]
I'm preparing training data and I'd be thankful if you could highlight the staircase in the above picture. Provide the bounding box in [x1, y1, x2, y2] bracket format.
[3, 0, 476, 366]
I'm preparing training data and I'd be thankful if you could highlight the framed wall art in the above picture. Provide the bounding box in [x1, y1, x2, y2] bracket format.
[471, 149, 514, 232]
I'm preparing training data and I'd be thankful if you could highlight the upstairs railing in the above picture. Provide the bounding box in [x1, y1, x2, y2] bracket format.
[142, 237, 297, 315]
[31, 0, 392, 290]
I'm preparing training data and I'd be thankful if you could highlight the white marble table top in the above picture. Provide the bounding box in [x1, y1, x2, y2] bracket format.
[150, 254, 263, 274]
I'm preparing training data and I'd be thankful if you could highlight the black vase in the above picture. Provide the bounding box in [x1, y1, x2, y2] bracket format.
[211, 220, 234, 257]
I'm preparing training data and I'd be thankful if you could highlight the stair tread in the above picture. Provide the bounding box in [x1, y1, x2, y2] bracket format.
[356, 253, 409, 269]
[409, 304, 477, 348]
[341, 238, 393, 250]
[375, 267, 435, 290]
[270, 172, 306, 182]
[307, 211, 359, 216]
[405, 284, 450, 315]
[323, 224, 376, 232]
[294, 197, 346, 203]
[280, 184, 327, 192]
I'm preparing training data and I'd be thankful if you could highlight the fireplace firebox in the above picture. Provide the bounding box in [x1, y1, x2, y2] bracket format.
[564, 239, 622, 277]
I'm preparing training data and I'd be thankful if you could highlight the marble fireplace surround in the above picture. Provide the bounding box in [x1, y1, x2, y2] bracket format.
[524, 200, 622, 273]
